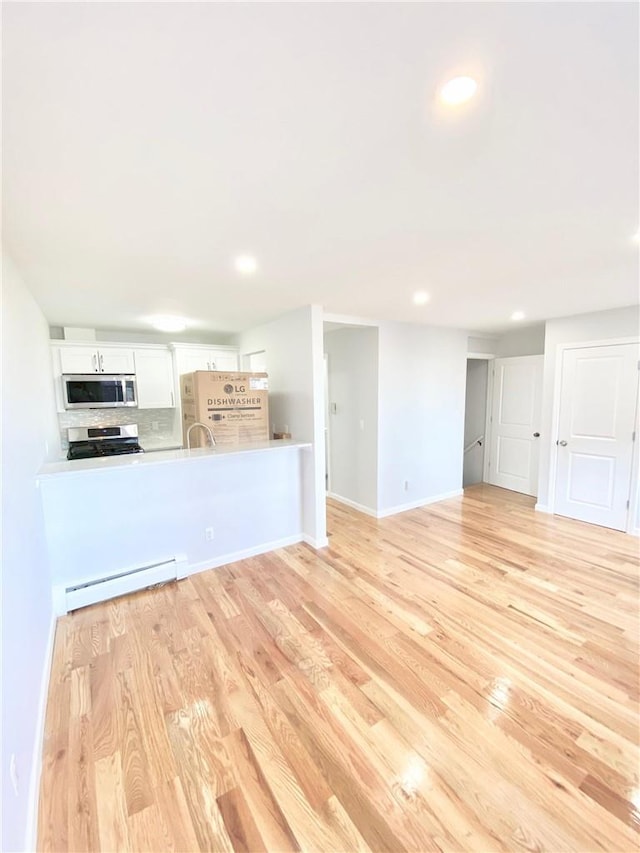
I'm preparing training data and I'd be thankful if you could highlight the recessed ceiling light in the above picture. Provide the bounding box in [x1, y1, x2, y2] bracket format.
[511, 310, 525, 322]
[148, 315, 187, 333]
[439, 76, 478, 106]
[413, 291, 430, 306]
[234, 255, 258, 275]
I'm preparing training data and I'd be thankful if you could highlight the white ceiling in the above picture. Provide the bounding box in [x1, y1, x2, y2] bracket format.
[3, 2, 639, 335]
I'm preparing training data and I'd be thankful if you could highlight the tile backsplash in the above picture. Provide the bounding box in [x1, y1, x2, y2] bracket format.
[58, 408, 179, 453]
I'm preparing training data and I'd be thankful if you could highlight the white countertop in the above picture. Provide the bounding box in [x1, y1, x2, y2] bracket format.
[38, 439, 311, 478]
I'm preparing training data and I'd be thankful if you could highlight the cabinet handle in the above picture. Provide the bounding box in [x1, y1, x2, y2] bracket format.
[211, 361, 216, 370]
[92, 353, 98, 372]
[99, 353, 105, 372]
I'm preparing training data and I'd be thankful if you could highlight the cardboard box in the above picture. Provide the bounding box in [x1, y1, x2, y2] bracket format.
[180, 371, 269, 448]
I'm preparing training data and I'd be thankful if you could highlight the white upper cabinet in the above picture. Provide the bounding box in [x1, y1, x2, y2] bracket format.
[51, 340, 238, 416]
[173, 345, 239, 378]
[58, 345, 100, 374]
[134, 348, 175, 409]
[99, 348, 135, 374]
[177, 348, 211, 375]
[58, 345, 135, 374]
[209, 348, 240, 371]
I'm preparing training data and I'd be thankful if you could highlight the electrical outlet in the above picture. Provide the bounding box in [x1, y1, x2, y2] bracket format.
[404, 480, 409, 491]
[205, 527, 215, 541]
[9, 754, 18, 796]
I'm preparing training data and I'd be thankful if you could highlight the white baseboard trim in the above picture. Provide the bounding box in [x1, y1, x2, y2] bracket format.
[26, 610, 57, 852]
[377, 489, 464, 519]
[327, 492, 378, 518]
[54, 538, 307, 611]
[328, 488, 464, 520]
[184, 534, 304, 577]
[302, 533, 329, 549]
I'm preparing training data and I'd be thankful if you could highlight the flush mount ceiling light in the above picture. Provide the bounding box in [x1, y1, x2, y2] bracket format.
[413, 291, 430, 306]
[439, 76, 478, 106]
[234, 255, 258, 275]
[148, 315, 187, 333]
[511, 310, 526, 322]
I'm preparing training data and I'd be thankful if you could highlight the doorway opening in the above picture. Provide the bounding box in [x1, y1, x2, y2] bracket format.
[323, 321, 378, 516]
[463, 359, 489, 487]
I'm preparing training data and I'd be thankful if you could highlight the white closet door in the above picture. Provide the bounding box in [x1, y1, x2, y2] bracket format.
[554, 343, 638, 531]
[488, 356, 543, 496]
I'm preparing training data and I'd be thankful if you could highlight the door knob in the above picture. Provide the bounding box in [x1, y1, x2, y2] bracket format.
[557, 439, 568, 446]
[533, 432, 540, 438]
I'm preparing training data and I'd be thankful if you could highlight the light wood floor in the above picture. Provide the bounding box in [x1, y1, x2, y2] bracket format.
[38, 485, 640, 852]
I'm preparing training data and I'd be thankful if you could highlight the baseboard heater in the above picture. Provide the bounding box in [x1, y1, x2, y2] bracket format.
[64, 555, 186, 612]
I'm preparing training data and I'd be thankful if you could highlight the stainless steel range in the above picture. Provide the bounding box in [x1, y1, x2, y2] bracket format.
[66, 424, 144, 460]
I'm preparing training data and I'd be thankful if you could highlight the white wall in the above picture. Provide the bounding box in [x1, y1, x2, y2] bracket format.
[377, 322, 468, 514]
[495, 324, 545, 357]
[324, 326, 378, 512]
[467, 335, 497, 355]
[2, 253, 60, 852]
[537, 305, 640, 508]
[463, 359, 488, 487]
[468, 326, 545, 358]
[40, 446, 305, 598]
[238, 306, 327, 546]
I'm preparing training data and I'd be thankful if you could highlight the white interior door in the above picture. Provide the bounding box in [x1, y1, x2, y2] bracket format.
[488, 356, 543, 496]
[554, 343, 638, 531]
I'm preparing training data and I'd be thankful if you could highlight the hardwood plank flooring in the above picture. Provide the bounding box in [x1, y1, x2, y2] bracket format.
[38, 485, 640, 851]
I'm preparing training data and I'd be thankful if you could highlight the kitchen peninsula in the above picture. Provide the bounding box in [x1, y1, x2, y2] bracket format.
[38, 440, 312, 614]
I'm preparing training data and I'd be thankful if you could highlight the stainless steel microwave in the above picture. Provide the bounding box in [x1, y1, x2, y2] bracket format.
[62, 374, 138, 409]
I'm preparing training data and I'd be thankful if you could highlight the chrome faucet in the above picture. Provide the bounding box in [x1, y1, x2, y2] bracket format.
[186, 421, 216, 450]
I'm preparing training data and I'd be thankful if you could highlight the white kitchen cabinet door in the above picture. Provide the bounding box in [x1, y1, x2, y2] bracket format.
[58, 345, 135, 374]
[176, 348, 212, 376]
[134, 348, 175, 408]
[98, 348, 135, 374]
[209, 348, 239, 371]
[174, 346, 239, 377]
[58, 345, 100, 374]
[553, 343, 638, 531]
[488, 355, 543, 496]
